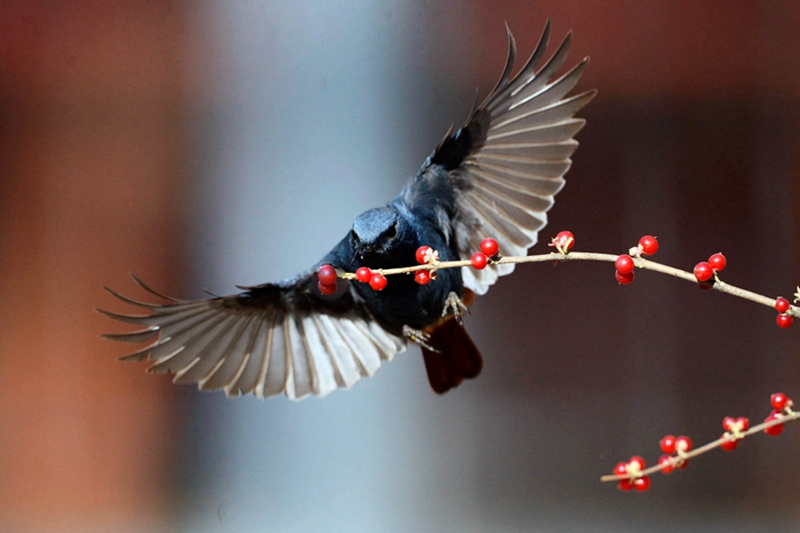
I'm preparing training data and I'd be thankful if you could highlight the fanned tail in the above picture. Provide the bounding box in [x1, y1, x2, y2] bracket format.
[421, 319, 483, 394]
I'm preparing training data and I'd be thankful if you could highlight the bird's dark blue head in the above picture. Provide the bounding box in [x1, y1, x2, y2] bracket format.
[350, 205, 416, 266]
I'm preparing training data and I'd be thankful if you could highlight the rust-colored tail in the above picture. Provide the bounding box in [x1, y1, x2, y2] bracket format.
[421, 319, 483, 394]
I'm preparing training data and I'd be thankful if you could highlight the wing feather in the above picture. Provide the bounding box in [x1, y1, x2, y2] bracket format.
[480, 139, 578, 159]
[314, 314, 362, 388]
[174, 312, 256, 385]
[199, 311, 261, 391]
[468, 172, 555, 213]
[301, 315, 338, 397]
[100, 274, 405, 400]
[256, 312, 287, 398]
[471, 153, 571, 177]
[334, 318, 382, 377]
[148, 314, 240, 375]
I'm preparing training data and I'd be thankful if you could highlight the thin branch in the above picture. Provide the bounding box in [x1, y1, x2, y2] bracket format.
[341, 251, 798, 317]
[600, 408, 799, 482]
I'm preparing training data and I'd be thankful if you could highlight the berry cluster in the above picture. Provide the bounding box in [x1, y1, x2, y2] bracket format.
[327, 237, 505, 293]
[720, 417, 749, 451]
[693, 252, 726, 283]
[614, 456, 650, 492]
[414, 245, 438, 285]
[775, 297, 793, 329]
[608, 392, 796, 491]
[615, 235, 658, 285]
[614, 254, 634, 284]
[470, 238, 500, 270]
[656, 434, 692, 475]
[317, 265, 339, 295]
[320, 264, 388, 292]
[764, 392, 794, 436]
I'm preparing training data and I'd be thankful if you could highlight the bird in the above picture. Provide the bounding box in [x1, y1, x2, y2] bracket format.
[100, 21, 595, 400]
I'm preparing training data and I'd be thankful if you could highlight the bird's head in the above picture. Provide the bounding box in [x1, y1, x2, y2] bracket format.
[350, 205, 413, 264]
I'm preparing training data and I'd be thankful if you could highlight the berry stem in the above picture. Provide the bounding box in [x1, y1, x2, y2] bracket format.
[599, 409, 800, 482]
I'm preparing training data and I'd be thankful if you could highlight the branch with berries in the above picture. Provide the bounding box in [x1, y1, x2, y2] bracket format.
[315, 231, 799, 492]
[317, 231, 800, 328]
[601, 393, 797, 492]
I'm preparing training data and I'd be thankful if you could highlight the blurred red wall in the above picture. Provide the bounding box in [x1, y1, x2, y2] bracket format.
[0, 2, 188, 532]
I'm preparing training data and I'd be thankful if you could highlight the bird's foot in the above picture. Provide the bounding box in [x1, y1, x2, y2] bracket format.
[402, 325, 440, 353]
[442, 291, 469, 325]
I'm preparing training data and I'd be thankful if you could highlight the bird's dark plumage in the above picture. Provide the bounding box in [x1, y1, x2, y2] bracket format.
[100, 21, 595, 400]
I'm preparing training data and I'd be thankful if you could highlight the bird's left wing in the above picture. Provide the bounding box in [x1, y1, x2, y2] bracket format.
[99, 274, 404, 400]
[402, 21, 595, 295]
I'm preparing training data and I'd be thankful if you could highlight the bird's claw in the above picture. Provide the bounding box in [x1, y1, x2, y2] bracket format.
[442, 291, 469, 325]
[402, 325, 440, 353]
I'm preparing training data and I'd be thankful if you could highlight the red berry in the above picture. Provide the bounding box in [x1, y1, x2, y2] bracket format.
[317, 264, 338, 285]
[720, 434, 738, 452]
[355, 267, 372, 283]
[471, 252, 488, 270]
[615, 254, 634, 275]
[628, 456, 646, 471]
[777, 314, 793, 329]
[617, 479, 634, 492]
[659, 435, 676, 454]
[775, 297, 790, 314]
[675, 435, 693, 453]
[318, 281, 337, 295]
[480, 238, 499, 257]
[693, 262, 713, 282]
[414, 270, 431, 285]
[674, 459, 689, 470]
[708, 252, 726, 272]
[722, 417, 735, 431]
[764, 410, 785, 436]
[658, 454, 674, 474]
[615, 270, 635, 285]
[722, 416, 750, 432]
[552, 231, 575, 251]
[614, 462, 628, 477]
[633, 476, 651, 492]
[415, 246, 432, 265]
[639, 235, 658, 255]
[771, 393, 791, 410]
[369, 273, 387, 291]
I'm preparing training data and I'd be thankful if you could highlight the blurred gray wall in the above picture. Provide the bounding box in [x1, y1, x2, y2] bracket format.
[180, 3, 486, 532]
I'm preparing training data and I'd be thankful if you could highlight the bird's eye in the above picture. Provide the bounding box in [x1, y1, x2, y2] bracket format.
[387, 222, 398, 239]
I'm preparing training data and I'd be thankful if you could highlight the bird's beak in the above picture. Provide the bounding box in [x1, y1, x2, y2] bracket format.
[355, 243, 373, 259]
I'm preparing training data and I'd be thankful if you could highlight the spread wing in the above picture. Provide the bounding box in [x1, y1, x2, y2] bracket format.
[99, 274, 405, 400]
[401, 21, 595, 295]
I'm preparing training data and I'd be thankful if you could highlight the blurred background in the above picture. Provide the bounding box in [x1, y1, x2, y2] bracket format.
[1, 1, 799, 532]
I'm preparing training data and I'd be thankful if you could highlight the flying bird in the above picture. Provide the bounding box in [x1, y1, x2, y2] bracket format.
[100, 21, 595, 400]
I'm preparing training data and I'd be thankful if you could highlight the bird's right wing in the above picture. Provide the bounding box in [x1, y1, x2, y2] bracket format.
[403, 21, 595, 295]
[99, 274, 405, 400]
